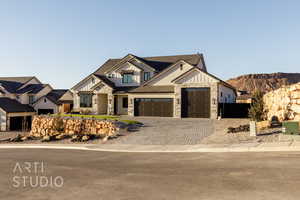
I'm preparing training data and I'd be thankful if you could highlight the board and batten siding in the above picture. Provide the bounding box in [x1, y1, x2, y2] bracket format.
[152, 62, 194, 86]
[108, 62, 141, 87]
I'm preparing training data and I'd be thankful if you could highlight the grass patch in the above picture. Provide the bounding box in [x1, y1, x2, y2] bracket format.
[52, 114, 142, 125]
[54, 114, 119, 120]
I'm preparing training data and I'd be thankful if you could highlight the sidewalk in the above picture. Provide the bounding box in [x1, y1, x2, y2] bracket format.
[0, 141, 300, 152]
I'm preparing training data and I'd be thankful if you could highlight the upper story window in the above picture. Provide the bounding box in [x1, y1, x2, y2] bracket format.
[122, 73, 133, 84]
[108, 74, 114, 78]
[91, 78, 95, 84]
[80, 93, 93, 108]
[29, 95, 34, 104]
[143, 72, 151, 81]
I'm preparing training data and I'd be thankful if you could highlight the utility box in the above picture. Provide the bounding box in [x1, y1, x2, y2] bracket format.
[282, 121, 299, 135]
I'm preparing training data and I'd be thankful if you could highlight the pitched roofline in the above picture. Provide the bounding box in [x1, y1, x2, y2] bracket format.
[103, 54, 156, 74]
[142, 60, 194, 86]
[171, 67, 236, 92]
[17, 76, 42, 90]
[33, 95, 59, 105]
[71, 74, 114, 91]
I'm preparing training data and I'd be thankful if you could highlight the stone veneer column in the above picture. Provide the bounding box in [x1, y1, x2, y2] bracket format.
[174, 85, 181, 118]
[107, 93, 114, 115]
[127, 95, 134, 116]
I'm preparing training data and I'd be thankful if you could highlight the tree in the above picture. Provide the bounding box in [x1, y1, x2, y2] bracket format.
[249, 90, 265, 121]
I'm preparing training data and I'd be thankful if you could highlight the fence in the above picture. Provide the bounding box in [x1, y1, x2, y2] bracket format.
[218, 103, 251, 118]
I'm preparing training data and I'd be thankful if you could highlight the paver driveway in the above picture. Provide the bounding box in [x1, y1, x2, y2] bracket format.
[112, 117, 215, 145]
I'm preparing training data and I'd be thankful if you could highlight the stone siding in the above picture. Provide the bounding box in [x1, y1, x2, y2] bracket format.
[264, 83, 300, 121]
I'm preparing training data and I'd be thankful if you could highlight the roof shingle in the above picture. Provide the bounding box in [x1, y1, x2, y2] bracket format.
[0, 97, 35, 113]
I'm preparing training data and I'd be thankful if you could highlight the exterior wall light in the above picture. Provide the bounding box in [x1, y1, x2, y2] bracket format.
[177, 98, 180, 105]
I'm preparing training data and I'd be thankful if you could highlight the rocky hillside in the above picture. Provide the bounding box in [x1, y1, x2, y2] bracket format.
[227, 72, 300, 94]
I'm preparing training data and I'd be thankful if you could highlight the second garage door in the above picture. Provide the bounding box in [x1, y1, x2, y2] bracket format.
[38, 109, 54, 115]
[181, 88, 211, 118]
[134, 98, 173, 117]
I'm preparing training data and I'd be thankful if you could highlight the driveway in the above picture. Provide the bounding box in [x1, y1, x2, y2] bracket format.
[112, 117, 215, 145]
[1, 149, 300, 200]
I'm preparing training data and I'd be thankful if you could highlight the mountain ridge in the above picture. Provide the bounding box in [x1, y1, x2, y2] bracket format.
[226, 72, 300, 94]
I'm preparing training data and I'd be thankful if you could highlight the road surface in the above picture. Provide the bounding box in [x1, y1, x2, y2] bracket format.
[1, 149, 300, 200]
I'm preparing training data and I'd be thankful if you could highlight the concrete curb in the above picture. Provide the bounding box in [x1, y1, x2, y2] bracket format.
[1, 142, 300, 152]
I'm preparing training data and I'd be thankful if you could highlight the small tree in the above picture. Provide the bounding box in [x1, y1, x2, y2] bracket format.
[249, 90, 265, 121]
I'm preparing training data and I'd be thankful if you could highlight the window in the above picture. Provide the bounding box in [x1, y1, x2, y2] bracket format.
[220, 92, 223, 97]
[44, 98, 47, 103]
[122, 97, 128, 108]
[108, 74, 114, 78]
[122, 73, 133, 84]
[180, 64, 183, 70]
[91, 78, 95, 84]
[143, 72, 151, 81]
[29, 96, 34, 104]
[80, 93, 93, 108]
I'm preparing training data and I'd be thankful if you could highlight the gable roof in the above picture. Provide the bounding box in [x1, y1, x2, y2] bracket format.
[0, 76, 39, 93]
[172, 67, 236, 91]
[94, 54, 203, 75]
[16, 84, 48, 94]
[44, 90, 70, 105]
[93, 74, 115, 88]
[0, 97, 35, 113]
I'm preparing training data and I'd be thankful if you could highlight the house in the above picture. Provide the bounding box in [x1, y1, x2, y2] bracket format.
[71, 53, 236, 118]
[0, 76, 73, 114]
[0, 97, 35, 131]
[236, 90, 252, 103]
[0, 77, 73, 131]
[33, 90, 74, 114]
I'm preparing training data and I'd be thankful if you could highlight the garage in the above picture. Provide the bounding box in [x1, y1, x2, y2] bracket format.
[38, 109, 54, 115]
[181, 88, 210, 118]
[9, 116, 32, 131]
[134, 98, 173, 117]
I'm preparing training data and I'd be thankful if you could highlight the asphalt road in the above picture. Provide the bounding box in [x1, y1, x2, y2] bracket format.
[1, 149, 300, 200]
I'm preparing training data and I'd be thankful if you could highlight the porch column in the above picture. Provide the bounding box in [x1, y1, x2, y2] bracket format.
[107, 93, 114, 115]
[127, 95, 134, 116]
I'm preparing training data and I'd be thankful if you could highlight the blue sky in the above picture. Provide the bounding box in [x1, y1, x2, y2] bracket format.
[0, 0, 299, 88]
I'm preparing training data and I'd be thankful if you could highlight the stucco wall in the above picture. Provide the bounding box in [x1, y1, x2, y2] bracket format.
[218, 84, 236, 103]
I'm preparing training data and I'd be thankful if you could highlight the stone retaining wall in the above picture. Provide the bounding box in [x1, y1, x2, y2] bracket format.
[264, 83, 300, 121]
[30, 116, 117, 137]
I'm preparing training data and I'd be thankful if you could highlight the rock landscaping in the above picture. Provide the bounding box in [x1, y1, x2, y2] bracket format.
[1, 115, 141, 144]
[264, 82, 300, 121]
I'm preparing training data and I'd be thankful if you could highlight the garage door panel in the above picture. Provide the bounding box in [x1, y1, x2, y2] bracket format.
[181, 88, 210, 118]
[134, 98, 173, 117]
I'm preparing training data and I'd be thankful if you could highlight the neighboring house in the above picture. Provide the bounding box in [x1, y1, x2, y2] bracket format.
[0, 97, 35, 131]
[33, 90, 74, 114]
[71, 53, 236, 119]
[0, 76, 73, 114]
[236, 90, 252, 103]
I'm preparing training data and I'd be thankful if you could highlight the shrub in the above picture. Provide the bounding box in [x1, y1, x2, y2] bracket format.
[248, 90, 266, 122]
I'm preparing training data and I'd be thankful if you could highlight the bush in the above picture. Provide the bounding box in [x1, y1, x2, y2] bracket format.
[248, 90, 266, 122]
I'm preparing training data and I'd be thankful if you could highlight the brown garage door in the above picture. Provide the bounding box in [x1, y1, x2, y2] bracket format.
[181, 88, 210, 118]
[134, 98, 173, 117]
